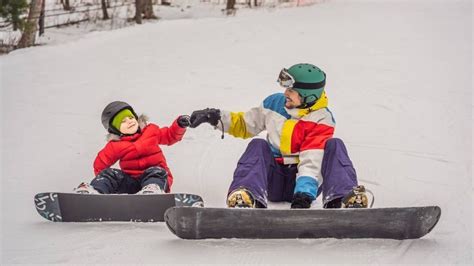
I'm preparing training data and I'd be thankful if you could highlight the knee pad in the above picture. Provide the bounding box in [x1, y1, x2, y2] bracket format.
[97, 168, 125, 181]
[143, 167, 168, 178]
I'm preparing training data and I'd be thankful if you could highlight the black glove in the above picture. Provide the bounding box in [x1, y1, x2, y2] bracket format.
[291, 192, 313, 209]
[190, 108, 221, 128]
[177, 115, 191, 128]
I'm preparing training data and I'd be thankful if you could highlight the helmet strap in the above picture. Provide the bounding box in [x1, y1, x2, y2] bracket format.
[296, 94, 318, 109]
[297, 102, 314, 109]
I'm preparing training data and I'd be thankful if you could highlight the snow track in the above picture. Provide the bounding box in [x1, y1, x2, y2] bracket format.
[1, 0, 471, 264]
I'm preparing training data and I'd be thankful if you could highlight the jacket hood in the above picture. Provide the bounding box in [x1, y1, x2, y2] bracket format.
[285, 91, 329, 118]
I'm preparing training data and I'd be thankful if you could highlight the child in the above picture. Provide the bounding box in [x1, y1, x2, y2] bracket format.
[75, 101, 190, 194]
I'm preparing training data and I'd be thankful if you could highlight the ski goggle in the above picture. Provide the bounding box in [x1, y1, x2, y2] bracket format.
[277, 68, 326, 90]
[277, 68, 295, 88]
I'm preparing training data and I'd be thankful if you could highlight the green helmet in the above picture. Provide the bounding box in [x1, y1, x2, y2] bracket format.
[283, 63, 326, 107]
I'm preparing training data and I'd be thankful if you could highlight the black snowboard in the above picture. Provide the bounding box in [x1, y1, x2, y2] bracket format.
[165, 206, 441, 239]
[34, 192, 204, 222]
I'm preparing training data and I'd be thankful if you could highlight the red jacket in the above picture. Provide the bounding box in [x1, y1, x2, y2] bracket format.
[93, 119, 185, 191]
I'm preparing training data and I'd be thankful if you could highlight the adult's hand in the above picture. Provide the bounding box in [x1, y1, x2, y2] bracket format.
[190, 108, 221, 128]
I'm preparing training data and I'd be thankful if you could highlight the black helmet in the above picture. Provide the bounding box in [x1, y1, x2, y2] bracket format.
[101, 101, 138, 135]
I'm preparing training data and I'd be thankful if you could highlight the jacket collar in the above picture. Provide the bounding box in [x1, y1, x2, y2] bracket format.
[285, 91, 329, 118]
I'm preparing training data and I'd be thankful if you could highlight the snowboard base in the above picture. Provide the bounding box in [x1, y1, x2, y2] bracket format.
[165, 206, 441, 239]
[34, 192, 204, 222]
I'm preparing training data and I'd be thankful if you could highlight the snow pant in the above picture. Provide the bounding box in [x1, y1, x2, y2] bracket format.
[228, 138, 358, 208]
[90, 166, 168, 194]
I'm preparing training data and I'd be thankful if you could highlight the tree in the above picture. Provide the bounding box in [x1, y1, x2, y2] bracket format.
[135, 0, 143, 24]
[135, 0, 157, 24]
[0, 0, 28, 31]
[17, 0, 43, 48]
[143, 0, 157, 20]
[38, 0, 45, 36]
[226, 0, 236, 15]
[61, 0, 71, 11]
[101, 0, 109, 20]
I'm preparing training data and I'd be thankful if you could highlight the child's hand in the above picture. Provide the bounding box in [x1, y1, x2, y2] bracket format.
[177, 115, 191, 128]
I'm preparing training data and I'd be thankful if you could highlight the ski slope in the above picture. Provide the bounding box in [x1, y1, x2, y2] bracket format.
[1, 0, 472, 264]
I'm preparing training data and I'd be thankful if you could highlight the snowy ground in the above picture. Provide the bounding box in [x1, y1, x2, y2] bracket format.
[1, 0, 472, 264]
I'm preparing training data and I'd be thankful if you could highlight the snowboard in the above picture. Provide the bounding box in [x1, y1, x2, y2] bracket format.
[34, 192, 204, 222]
[164, 206, 441, 239]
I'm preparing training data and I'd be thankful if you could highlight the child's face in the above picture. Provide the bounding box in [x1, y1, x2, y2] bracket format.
[119, 116, 139, 135]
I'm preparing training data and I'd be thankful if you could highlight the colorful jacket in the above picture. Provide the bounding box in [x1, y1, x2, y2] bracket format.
[93, 115, 186, 191]
[218, 92, 335, 199]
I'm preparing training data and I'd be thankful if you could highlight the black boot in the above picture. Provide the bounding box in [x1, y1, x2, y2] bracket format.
[291, 192, 313, 209]
[341, 185, 369, 208]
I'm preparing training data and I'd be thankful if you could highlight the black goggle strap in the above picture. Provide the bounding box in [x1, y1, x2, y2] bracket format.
[293, 79, 325, 90]
[294, 70, 326, 90]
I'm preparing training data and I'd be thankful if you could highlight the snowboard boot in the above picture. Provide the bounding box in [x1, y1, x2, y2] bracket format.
[291, 192, 313, 209]
[341, 185, 369, 208]
[227, 188, 255, 208]
[137, 184, 163, 195]
[74, 182, 100, 194]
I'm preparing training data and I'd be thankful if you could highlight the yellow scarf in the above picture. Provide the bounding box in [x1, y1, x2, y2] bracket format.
[297, 91, 329, 117]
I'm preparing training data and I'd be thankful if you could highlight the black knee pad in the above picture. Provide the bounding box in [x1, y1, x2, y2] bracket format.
[98, 168, 125, 181]
[143, 167, 168, 179]
[92, 168, 127, 193]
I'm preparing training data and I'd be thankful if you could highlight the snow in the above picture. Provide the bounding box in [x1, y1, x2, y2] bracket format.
[1, 0, 472, 264]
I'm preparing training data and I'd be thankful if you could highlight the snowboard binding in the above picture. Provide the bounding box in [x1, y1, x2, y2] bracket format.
[227, 188, 256, 208]
[341, 185, 374, 208]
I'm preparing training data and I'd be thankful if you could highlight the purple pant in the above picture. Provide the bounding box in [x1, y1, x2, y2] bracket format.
[228, 138, 358, 208]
